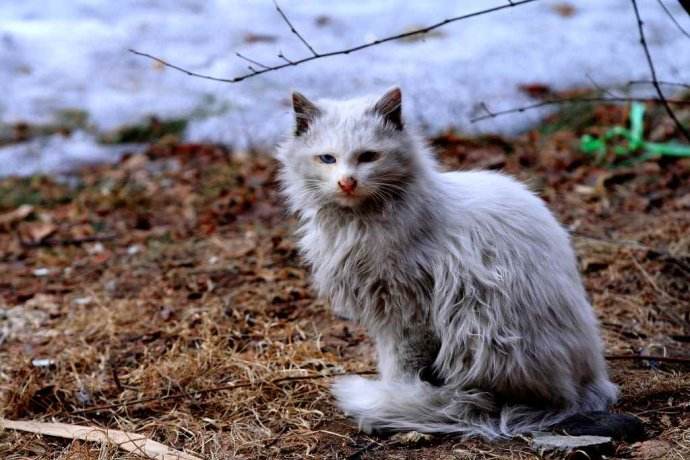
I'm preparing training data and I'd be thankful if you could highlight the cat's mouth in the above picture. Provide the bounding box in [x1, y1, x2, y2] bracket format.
[334, 193, 363, 207]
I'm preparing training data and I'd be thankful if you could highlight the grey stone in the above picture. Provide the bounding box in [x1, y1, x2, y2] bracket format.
[531, 432, 613, 459]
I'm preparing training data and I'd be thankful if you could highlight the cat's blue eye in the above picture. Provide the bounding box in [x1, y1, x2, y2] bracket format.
[318, 154, 337, 164]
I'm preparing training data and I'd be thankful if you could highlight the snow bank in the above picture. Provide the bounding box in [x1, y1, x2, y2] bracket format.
[1, 0, 689, 176]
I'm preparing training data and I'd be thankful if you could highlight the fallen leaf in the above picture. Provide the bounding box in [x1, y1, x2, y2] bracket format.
[0, 419, 202, 460]
[518, 83, 552, 98]
[0, 204, 34, 227]
[18, 221, 57, 244]
[552, 3, 576, 17]
[243, 32, 277, 44]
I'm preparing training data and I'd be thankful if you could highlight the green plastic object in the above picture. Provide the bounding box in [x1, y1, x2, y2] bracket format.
[580, 102, 690, 166]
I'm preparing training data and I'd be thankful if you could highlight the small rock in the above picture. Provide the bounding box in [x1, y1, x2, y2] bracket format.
[127, 244, 142, 255]
[531, 432, 613, 459]
[32, 358, 56, 368]
[33, 268, 51, 277]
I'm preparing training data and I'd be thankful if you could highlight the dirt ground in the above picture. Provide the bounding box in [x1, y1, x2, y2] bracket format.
[1, 102, 689, 459]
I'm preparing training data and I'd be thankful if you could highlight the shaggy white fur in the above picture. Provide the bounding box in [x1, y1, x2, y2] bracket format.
[276, 88, 617, 438]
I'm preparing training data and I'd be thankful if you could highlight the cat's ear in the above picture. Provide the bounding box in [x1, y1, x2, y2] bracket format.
[372, 87, 403, 131]
[292, 91, 321, 136]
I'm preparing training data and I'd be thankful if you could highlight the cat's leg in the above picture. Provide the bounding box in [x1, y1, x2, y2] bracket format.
[332, 328, 441, 434]
[375, 326, 441, 384]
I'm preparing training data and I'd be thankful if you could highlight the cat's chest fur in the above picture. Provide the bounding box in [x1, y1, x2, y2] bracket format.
[299, 214, 433, 325]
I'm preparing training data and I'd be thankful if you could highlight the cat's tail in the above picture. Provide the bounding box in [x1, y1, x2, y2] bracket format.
[332, 375, 582, 439]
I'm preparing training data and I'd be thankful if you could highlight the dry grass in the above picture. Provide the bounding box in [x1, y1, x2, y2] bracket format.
[1, 105, 689, 459]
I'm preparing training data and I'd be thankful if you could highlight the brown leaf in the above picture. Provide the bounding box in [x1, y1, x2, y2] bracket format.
[18, 221, 57, 244]
[552, 3, 576, 17]
[0, 204, 34, 228]
[243, 32, 277, 44]
[518, 83, 552, 98]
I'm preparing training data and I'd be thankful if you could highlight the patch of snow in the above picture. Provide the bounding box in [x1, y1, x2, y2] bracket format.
[1, 0, 689, 176]
[0, 131, 136, 176]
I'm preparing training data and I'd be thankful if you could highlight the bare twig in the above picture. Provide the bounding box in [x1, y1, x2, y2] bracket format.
[605, 354, 690, 364]
[628, 79, 690, 89]
[657, 0, 690, 39]
[129, 0, 539, 84]
[273, 0, 318, 56]
[235, 52, 270, 70]
[20, 234, 116, 248]
[586, 73, 617, 98]
[471, 96, 690, 122]
[72, 370, 376, 414]
[631, 0, 690, 141]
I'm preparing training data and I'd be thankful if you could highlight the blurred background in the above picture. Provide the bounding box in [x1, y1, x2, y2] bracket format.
[2, 0, 689, 176]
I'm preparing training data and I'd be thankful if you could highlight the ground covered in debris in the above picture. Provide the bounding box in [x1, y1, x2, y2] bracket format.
[1, 101, 689, 459]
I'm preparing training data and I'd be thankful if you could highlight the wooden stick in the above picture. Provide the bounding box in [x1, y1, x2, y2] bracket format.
[72, 370, 376, 414]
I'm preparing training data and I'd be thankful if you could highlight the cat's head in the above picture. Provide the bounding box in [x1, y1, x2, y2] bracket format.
[277, 87, 425, 212]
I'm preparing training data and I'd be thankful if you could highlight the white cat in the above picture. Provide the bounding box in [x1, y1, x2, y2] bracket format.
[276, 87, 618, 438]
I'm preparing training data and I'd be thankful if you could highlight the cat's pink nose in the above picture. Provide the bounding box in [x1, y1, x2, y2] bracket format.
[338, 177, 357, 195]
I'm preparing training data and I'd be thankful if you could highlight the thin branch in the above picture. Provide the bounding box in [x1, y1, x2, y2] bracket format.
[628, 79, 690, 89]
[129, 0, 539, 84]
[72, 370, 376, 414]
[605, 354, 690, 364]
[585, 73, 617, 98]
[128, 49, 241, 84]
[631, 0, 690, 141]
[20, 234, 116, 248]
[277, 52, 295, 65]
[235, 52, 270, 70]
[657, 0, 690, 39]
[273, 0, 318, 57]
[471, 96, 690, 123]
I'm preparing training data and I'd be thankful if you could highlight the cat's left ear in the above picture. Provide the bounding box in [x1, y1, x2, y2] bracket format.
[292, 91, 321, 136]
[372, 87, 403, 131]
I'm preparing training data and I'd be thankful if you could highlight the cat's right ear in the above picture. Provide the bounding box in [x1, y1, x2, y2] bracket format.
[292, 91, 321, 137]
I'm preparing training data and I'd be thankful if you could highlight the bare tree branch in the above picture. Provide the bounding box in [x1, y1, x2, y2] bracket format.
[585, 73, 617, 98]
[235, 52, 270, 70]
[658, 0, 690, 39]
[472, 2, 690, 127]
[471, 96, 690, 123]
[129, 0, 539, 84]
[628, 79, 690, 89]
[273, 0, 318, 57]
[632, 0, 690, 141]
[605, 354, 690, 364]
